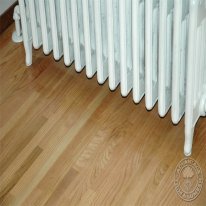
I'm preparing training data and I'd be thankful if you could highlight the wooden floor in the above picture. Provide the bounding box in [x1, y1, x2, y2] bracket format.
[0, 25, 206, 206]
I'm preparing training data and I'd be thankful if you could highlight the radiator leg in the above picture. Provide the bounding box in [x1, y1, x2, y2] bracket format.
[12, 6, 23, 43]
[200, 94, 206, 117]
[25, 40, 33, 66]
[184, 126, 194, 156]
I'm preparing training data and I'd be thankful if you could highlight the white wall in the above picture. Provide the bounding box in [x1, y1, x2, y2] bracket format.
[0, 0, 17, 16]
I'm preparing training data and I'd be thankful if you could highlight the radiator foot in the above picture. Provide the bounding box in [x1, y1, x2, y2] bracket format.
[12, 31, 23, 43]
[25, 41, 33, 66]
[184, 144, 192, 157]
[184, 127, 194, 156]
[26, 55, 32, 66]
[200, 94, 206, 117]
[184, 150, 192, 157]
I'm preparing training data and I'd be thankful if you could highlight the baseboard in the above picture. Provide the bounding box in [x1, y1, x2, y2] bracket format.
[0, 2, 18, 34]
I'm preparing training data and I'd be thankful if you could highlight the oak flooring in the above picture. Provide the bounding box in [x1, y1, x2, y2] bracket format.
[0, 25, 206, 206]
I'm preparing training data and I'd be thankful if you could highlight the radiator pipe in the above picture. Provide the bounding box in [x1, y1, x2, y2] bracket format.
[12, 5, 23, 43]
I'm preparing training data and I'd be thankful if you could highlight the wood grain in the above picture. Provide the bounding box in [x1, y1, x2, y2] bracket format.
[0, 25, 206, 206]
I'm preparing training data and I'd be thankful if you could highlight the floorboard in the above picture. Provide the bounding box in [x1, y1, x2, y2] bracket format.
[0, 25, 206, 206]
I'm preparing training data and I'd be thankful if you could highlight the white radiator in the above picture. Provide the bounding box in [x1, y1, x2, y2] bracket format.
[12, 0, 206, 156]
